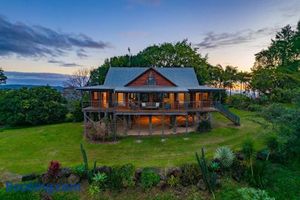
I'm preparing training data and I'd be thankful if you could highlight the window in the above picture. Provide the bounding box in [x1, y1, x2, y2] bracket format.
[146, 72, 156, 85]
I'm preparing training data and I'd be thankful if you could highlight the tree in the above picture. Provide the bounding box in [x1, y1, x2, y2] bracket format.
[223, 66, 238, 96]
[0, 86, 68, 126]
[251, 21, 300, 100]
[89, 40, 211, 85]
[64, 68, 90, 88]
[0, 68, 7, 84]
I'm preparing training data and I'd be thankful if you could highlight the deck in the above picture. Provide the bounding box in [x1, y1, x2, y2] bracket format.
[83, 106, 217, 115]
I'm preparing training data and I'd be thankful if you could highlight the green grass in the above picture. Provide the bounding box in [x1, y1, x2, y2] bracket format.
[0, 109, 269, 175]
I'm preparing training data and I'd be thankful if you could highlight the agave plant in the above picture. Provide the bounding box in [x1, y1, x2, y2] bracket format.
[214, 146, 235, 168]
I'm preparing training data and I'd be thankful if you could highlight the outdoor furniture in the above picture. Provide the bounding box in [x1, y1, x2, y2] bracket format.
[141, 102, 160, 109]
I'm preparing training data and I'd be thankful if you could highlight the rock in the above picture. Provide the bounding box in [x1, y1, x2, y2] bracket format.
[235, 152, 245, 160]
[216, 178, 222, 187]
[134, 168, 143, 182]
[157, 180, 167, 190]
[40, 174, 50, 184]
[167, 167, 182, 178]
[196, 179, 206, 191]
[40, 192, 53, 200]
[67, 174, 80, 185]
[158, 169, 167, 181]
[22, 173, 38, 182]
[95, 166, 112, 174]
[57, 168, 72, 178]
[1, 172, 22, 184]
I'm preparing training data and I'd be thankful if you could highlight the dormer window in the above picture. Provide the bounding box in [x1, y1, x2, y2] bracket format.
[147, 72, 156, 85]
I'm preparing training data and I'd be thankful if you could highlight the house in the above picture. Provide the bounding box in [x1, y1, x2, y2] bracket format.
[78, 67, 239, 140]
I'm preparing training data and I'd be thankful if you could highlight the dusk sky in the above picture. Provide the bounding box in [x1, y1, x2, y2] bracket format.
[0, 0, 299, 79]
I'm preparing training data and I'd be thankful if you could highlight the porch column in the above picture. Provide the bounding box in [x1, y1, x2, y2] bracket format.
[123, 115, 127, 135]
[185, 114, 188, 134]
[161, 114, 165, 137]
[173, 116, 177, 134]
[113, 114, 117, 141]
[149, 115, 152, 135]
[83, 111, 87, 136]
[138, 115, 141, 138]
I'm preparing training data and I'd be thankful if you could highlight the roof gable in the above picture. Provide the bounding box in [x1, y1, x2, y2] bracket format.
[125, 68, 176, 87]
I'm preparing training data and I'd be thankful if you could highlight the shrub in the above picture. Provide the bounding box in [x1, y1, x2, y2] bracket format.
[210, 161, 220, 172]
[196, 148, 217, 199]
[180, 163, 201, 186]
[46, 160, 61, 182]
[214, 146, 235, 168]
[247, 104, 261, 112]
[140, 168, 160, 189]
[72, 164, 86, 177]
[167, 175, 180, 188]
[242, 139, 255, 177]
[92, 172, 107, 189]
[0, 86, 68, 126]
[106, 164, 135, 190]
[88, 183, 101, 198]
[237, 187, 275, 200]
[226, 94, 252, 110]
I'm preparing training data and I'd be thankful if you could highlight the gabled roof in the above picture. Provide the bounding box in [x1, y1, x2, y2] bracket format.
[125, 67, 177, 86]
[103, 67, 199, 87]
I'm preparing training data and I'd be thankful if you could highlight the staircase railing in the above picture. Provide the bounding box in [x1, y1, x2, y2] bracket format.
[213, 102, 240, 126]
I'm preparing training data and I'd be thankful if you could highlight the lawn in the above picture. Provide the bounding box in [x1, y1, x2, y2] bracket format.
[0, 109, 270, 175]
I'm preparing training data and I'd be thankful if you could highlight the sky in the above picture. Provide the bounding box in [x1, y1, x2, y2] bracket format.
[0, 0, 299, 85]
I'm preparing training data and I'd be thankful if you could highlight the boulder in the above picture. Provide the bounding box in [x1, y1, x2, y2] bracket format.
[167, 167, 182, 178]
[134, 168, 143, 182]
[196, 179, 206, 191]
[22, 174, 38, 182]
[67, 174, 80, 185]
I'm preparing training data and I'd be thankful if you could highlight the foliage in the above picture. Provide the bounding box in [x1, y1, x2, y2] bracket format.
[89, 40, 211, 85]
[196, 120, 211, 133]
[251, 21, 300, 100]
[92, 172, 107, 189]
[47, 160, 61, 179]
[179, 163, 201, 186]
[242, 139, 255, 177]
[80, 143, 89, 175]
[196, 148, 217, 199]
[210, 161, 221, 172]
[72, 164, 86, 177]
[0, 86, 68, 126]
[167, 175, 180, 188]
[106, 164, 135, 190]
[237, 187, 274, 200]
[88, 183, 101, 198]
[265, 136, 279, 161]
[226, 94, 252, 110]
[140, 168, 160, 189]
[0, 189, 39, 200]
[214, 146, 235, 168]
[0, 67, 7, 84]
[67, 100, 83, 122]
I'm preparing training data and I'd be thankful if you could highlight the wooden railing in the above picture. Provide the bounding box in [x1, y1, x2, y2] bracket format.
[83, 100, 214, 111]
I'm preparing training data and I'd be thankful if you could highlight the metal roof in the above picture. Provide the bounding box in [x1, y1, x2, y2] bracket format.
[103, 67, 199, 87]
[78, 67, 223, 92]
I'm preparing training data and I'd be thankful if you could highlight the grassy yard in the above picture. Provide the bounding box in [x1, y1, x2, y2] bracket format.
[0, 109, 270, 175]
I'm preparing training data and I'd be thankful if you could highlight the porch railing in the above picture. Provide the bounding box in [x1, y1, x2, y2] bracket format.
[83, 100, 214, 111]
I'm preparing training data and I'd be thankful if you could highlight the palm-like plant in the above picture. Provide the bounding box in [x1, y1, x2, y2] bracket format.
[242, 139, 255, 177]
[214, 146, 235, 168]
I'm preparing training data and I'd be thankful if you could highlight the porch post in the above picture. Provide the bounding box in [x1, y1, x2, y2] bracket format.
[138, 115, 141, 138]
[83, 111, 87, 136]
[149, 115, 152, 135]
[185, 114, 188, 135]
[161, 114, 165, 137]
[173, 116, 177, 134]
[113, 114, 117, 141]
[123, 115, 127, 135]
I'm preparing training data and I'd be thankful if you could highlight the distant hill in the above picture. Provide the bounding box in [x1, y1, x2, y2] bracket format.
[4, 71, 70, 86]
[0, 84, 64, 91]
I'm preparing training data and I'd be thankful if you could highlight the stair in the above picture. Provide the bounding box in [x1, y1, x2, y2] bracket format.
[214, 102, 240, 126]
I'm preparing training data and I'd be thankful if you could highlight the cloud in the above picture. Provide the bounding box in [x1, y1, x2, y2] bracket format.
[4, 71, 69, 86]
[0, 16, 110, 58]
[48, 59, 82, 67]
[196, 27, 277, 49]
[76, 49, 88, 58]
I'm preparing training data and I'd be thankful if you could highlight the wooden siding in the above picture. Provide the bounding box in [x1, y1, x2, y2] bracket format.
[127, 68, 176, 86]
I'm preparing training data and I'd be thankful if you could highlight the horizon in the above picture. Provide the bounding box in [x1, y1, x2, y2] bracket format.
[0, 0, 299, 81]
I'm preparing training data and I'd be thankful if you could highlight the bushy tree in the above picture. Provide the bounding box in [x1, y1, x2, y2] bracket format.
[0, 86, 68, 126]
[0, 68, 7, 84]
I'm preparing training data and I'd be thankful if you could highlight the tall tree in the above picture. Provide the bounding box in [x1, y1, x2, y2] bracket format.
[89, 40, 211, 85]
[223, 66, 238, 96]
[64, 68, 90, 88]
[0, 68, 7, 84]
